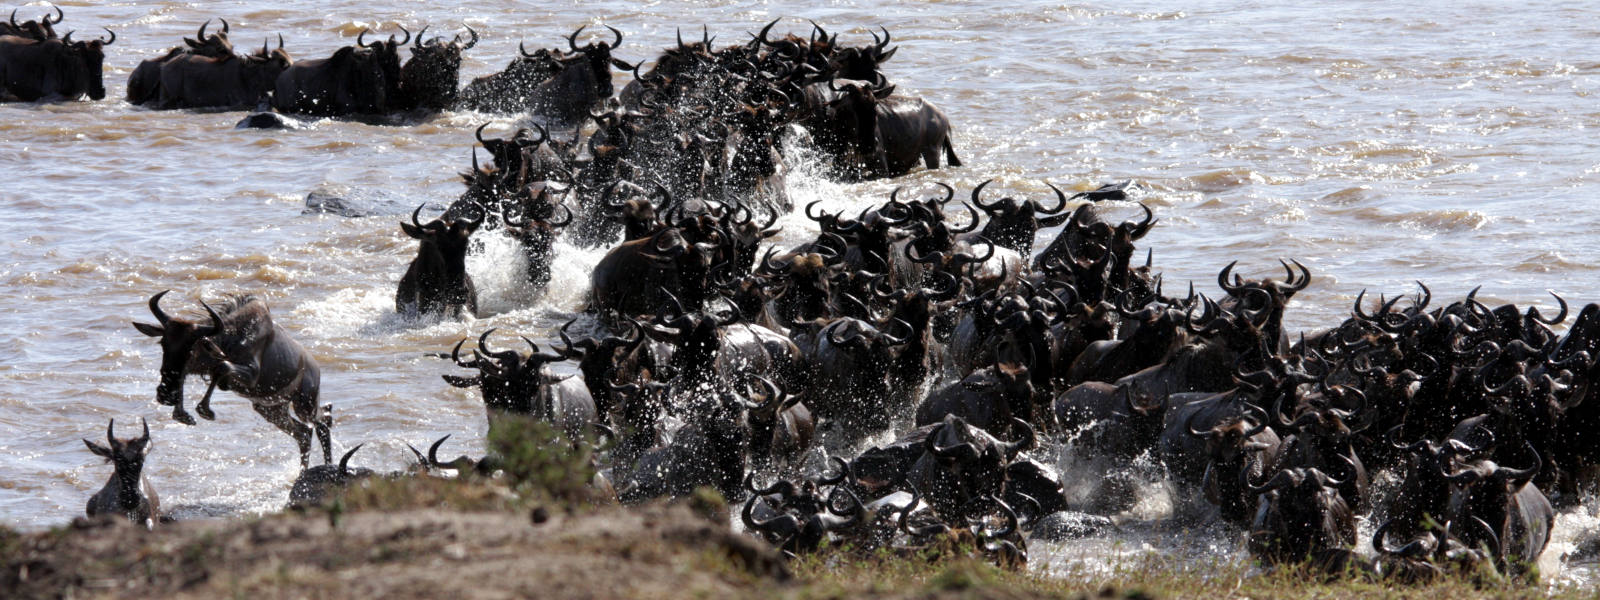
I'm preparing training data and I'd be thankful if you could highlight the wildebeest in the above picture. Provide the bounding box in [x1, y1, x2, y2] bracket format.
[396, 205, 481, 319]
[127, 19, 235, 105]
[132, 291, 330, 468]
[287, 444, 375, 508]
[1247, 467, 1358, 571]
[398, 25, 476, 112]
[0, 27, 113, 101]
[804, 79, 959, 180]
[83, 418, 160, 528]
[459, 25, 632, 124]
[0, 5, 64, 41]
[443, 329, 601, 439]
[272, 27, 406, 116]
[156, 36, 291, 110]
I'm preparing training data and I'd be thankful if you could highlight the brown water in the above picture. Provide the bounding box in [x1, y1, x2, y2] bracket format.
[4, 0, 1600, 586]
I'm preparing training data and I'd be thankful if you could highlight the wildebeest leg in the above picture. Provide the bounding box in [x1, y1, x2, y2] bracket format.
[943, 138, 962, 167]
[254, 401, 313, 468]
[195, 377, 219, 421]
[922, 145, 942, 169]
[202, 339, 261, 393]
[170, 401, 197, 426]
[303, 403, 332, 466]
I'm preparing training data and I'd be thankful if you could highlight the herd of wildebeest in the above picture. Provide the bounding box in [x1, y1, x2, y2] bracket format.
[16, 5, 1598, 585]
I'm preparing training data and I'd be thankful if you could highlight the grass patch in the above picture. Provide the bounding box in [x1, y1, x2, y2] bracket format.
[486, 415, 600, 507]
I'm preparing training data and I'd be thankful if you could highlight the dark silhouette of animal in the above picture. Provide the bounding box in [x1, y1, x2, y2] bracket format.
[132, 291, 329, 468]
[84, 418, 160, 528]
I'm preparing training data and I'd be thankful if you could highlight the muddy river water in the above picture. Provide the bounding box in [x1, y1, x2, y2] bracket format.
[2, 0, 1599, 588]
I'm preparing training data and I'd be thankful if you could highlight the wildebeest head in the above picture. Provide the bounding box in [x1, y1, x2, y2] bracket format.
[50, 28, 116, 100]
[356, 26, 409, 100]
[84, 418, 153, 480]
[969, 179, 1071, 255]
[132, 290, 224, 408]
[561, 24, 632, 100]
[443, 329, 569, 419]
[1247, 467, 1355, 564]
[2, 5, 63, 40]
[182, 19, 234, 56]
[910, 414, 1035, 521]
[400, 25, 476, 110]
[829, 26, 896, 83]
[401, 204, 481, 270]
[1442, 442, 1540, 539]
[242, 35, 293, 94]
[825, 78, 895, 175]
[1187, 402, 1271, 464]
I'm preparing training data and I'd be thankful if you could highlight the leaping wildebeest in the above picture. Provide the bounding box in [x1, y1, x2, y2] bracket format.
[132, 291, 330, 468]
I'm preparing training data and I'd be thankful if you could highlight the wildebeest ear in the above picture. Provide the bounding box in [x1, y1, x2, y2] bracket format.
[400, 222, 427, 239]
[610, 58, 634, 70]
[84, 439, 112, 458]
[183, 37, 201, 48]
[132, 321, 165, 337]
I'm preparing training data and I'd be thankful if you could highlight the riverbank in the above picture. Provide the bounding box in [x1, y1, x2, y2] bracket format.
[2, 474, 1591, 600]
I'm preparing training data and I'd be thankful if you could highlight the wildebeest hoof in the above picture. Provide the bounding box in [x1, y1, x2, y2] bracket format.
[172, 407, 196, 426]
[196, 403, 216, 421]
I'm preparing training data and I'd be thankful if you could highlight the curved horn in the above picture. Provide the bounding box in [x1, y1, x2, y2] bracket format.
[1033, 182, 1068, 214]
[970, 179, 1003, 212]
[395, 24, 411, 46]
[148, 290, 174, 325]
[461, 25, 478, 49]
[476, 328, 519, 363]
[356, 28, 370, 48]
[1184, 408, 1212, 438]
[567, 24, 586, 52]
[99, 27, 114, 45]
[1000, 417, 1036, 458]
[1493, 442, 1541, 483]
[818, 457, 852, 487]
[605, 24, 623, 47]
[1247, 469, 1297, 494]
[756, 18, 779, 47]
[197, 19, 210, 41]
[197, 299, 225, 336]
[1217, 261, 1244, 295]
[338, 444, 363, 474]
[413, 25, 428, 48]
[449, 338, 477, 368]
[1532, 291, 1569, 325]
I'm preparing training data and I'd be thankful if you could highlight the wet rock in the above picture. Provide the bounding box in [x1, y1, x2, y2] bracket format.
[303, 187, 446, 218]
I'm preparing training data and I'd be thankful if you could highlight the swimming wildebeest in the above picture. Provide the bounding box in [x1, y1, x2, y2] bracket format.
[83, 418, 160, 528]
